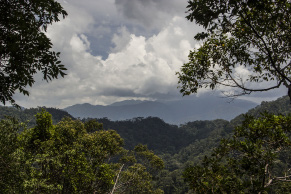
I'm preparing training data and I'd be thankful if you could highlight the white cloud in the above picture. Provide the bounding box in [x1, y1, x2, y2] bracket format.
[70, 34, 91, 53]
[110, 26, 131, 52]
[14, 10, 198, 108]
[12, 0, 286, 108]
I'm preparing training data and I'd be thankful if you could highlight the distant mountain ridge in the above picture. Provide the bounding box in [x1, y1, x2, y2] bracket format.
[109, 100, 150, 106]
[64, 95, 258, 124]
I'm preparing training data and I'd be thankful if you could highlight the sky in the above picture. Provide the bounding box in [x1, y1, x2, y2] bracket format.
[13, 0, 287, 108]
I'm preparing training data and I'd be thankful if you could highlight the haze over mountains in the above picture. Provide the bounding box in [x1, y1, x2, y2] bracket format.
[64, 95, 258, 124]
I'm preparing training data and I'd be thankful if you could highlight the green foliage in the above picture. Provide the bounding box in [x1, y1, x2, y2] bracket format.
[110, 144, 165, 193]
[154, 96, 291, 193]
[231, 95, 291, 125]
[0, 111, 163, 193]
[177, 2, 291, 190]
[134, 144, 165, 171]
[117, 163, 158, 194]
[1, 97, 290, 193]
[93, 117, 195, 154]
[0, 0, 68, 106]
[184, 113, 291, 193]
[0, 117, 25, 193]
[177, 0, 291, 97]
[84, 119, 103, 132]
[0, 106, 73, 127]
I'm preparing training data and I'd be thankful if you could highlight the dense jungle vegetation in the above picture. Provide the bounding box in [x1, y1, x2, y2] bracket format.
[1, 95, 290, 193]
[1, 0, 290, 193]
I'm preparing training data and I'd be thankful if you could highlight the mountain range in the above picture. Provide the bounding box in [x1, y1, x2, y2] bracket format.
[64, 95, 258, 124]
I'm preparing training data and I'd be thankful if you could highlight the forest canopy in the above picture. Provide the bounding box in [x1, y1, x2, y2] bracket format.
[0, 111, 164, 193]
[177, 0, 291, 192]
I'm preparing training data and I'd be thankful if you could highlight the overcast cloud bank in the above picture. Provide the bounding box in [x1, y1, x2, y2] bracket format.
[13, 0, 287, 108]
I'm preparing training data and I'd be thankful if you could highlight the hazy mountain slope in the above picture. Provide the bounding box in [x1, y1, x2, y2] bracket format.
[158, 95, 291, 193]
[163, 96, 258, 123]
[64, 96, 257, 124]
[166, 119, 234, 170]
[88, 117, 195, 154]
[0, 106, 73, 127]
[231, 95, 291, 125]
[170, 95, 291, 169]
[65, 101, 171, 120]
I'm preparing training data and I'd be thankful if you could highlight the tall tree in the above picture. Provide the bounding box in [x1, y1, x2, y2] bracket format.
[0, 111, 164, 193]
[184, 113, 291, 193]
[0, 0, 67, 106]
[177, 1, 291, 192]
[0, 117, 24, 193]
[177, 0, 290, 99]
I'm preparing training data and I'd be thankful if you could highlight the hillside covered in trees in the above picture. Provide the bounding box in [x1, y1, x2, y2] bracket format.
[0, 106, 73, 127]
[1, 95, 290, 193]
[1, 0, 290, 193]
[95, 96, 291, 193]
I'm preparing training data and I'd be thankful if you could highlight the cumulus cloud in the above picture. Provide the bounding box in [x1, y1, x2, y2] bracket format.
[110, 26, 131, 53]
[14, 3, 198, 108]
[12, 0, 285, 108]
